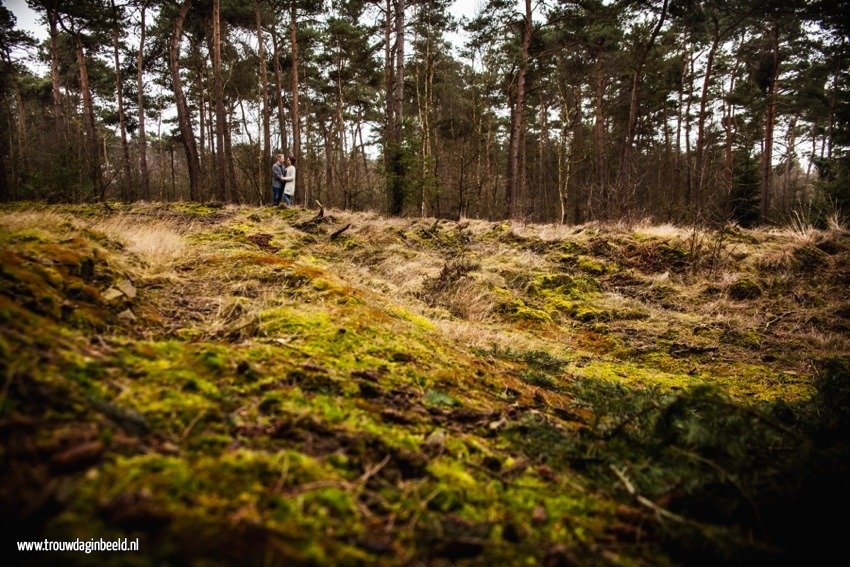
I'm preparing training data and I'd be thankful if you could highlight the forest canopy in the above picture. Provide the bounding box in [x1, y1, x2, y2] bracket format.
[0, 0, 848, 225]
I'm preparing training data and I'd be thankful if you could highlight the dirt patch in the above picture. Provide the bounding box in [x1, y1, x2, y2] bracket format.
[246, 233, 280, 252]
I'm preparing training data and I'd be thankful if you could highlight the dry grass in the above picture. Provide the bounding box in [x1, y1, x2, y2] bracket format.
[0, 210, 190, 278]
[533, 222, 598, 242]
[631, 221, 690, 240]
[772, 225, 820, 246]
[94, 215, 189, 270]
[0, 210, 71, 233]
[479, 245, 550, 274]
[433, 316, 554, 354]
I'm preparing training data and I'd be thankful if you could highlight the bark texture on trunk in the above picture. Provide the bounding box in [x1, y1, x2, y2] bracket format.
[256, 0, 271, 193]
[290, 0, 301, 204]
[760, 25, 779, 223]
[505, 0, 531, 219]
[169, 0, 201, 200]
[212, 0, 227, 201]
[137, 2, 149, 199]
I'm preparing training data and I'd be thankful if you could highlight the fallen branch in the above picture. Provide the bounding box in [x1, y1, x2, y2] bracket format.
[356, 454, 391, 487]
[282, 454, 391, 498]
[330, 223, 351, 241]
[764, 310, 793, 332]
[293, 201, 328, 232]
[610, 465, 688, 525]
[181, 409, 207, 440]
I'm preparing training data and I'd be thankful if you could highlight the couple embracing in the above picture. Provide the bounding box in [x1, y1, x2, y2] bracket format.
[272, 154, 296, 206]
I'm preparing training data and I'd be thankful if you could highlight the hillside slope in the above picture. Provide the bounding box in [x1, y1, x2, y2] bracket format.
[2, 202, 849, 565]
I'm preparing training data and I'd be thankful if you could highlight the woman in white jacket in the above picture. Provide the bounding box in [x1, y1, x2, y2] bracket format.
[282, 156, 296, 207]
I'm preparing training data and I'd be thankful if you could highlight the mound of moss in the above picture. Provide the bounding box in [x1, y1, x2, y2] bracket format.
[2, 204, 849, 565]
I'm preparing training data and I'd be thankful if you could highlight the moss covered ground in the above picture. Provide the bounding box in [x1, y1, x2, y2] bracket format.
[2, 202, 849, 565]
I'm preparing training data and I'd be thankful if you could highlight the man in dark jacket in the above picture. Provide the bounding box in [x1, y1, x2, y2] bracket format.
[271, 154, 286, 206]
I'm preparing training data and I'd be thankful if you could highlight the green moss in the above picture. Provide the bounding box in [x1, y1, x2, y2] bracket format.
[388, 305, 437, 331]
[711, 363, 814, 402]
[6, 228, 49, 244]
[527, 274, 602, 323]
[792, 245, 830, 271]
[423, 388, 459, 407]
[188, 433, 232, 452]
[198, 348, 230, 373]
[658, 242, 688, 263]
[577, 255, 609, 275]
[175, 327, 204, 341]
[722, 327, 763, 349]
[493, 287, 553, 324]
[257, 391, 284, 414]
[528, 273, 600, 297]
[3, 203, 846, 565]
[728, 278, 762, 300]
[170, 202, 225, 217]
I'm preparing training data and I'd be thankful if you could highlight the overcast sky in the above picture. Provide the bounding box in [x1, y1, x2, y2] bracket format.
[2, 0, 499, 47]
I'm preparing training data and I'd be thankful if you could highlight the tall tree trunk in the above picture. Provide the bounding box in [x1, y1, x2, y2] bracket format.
[290, 0, 301, 204]
[0, 59, 11, 200]
[675, 44, 685, 207]
[47, 9, 63, 130]
[385, 0, 405, 215]
[593, 52, 606, 214]
[2, 45, 28, 180]
[0, 120, 7, 201]
[255, 0, 271, 193]
[270, 26, 288, 153]
[303, 95, 313, 204]
[506, 0, 531, 220]
[694, 17, 720, 208]
[207, 88, 215, 162]
[623, 0, 668, 195]
[393, 0, 405, 163]
[663, 93, 672, 216]
[383, 0, 394, 211]
[225, 102, 239, 203]
[137, 2, 149, 200]
[723, 37, 744, 198]
[392, 0, 406, 214]
[112, 1, 132, 200]
[414, 42, 425, 215]
[205, 62, 215, 176]
[212, 0, 227, 201]
[330, 49, 342, 205]
[557, 87, 572, 225]
[198, 55, 206, 174]
[684, 50, 694, 213]
[782, 114, 798, 208]
[74, 33, 103, 199]
[538, 98, 548, 221]
[384, 0, 393, 150]
[425, 28, 436, 215]
[759, 24, 779, 223]
[826, 38, 844, 161]
[356, 110, 369, 208]
[414, 18, 429, 217]
[169, 0, 201, 200]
